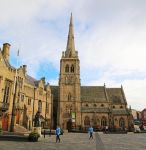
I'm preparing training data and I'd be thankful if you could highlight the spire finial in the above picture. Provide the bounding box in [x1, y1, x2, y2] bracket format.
[70, 12, 73, 25]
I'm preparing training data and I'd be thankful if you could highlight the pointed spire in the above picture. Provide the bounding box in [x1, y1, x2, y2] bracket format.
[65, 13, 76, 57]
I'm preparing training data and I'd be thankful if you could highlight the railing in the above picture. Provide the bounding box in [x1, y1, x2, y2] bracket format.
[0, 102, 9, 110]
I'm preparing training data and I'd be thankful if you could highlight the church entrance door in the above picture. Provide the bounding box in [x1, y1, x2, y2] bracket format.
[2, 113, 9, 131]
[67, 119, 72, 131]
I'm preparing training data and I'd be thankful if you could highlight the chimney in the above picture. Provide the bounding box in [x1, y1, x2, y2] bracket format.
[41, 77, 45, 85]
[22, 65, 27, 75]
[2, 43, 11, 61]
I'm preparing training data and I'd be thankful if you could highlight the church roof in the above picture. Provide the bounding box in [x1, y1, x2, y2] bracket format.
[81, 86, 107, 102]
[112, 109, 129, 115]
[106, 88, 126, 104]
[81, 86, 126, 104]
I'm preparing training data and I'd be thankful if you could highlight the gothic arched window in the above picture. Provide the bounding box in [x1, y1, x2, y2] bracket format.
[119, 118, 125, 128]
[71, 64, 74, 73]
[65, 64, 69, 72]
[101, 117, 107, 126]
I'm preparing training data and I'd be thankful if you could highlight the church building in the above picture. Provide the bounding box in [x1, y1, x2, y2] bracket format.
[51, 14, 131, 130]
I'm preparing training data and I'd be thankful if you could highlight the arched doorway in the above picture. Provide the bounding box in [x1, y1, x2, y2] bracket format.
[2, 113, 9, 131]
[119, 118, 125, 129]
[16, 110, 20, 124]
[23, 105, 28, 129]
[67, 119, 72, 131]
[84, 116, 90, 127]
[101, 117, 107, 127]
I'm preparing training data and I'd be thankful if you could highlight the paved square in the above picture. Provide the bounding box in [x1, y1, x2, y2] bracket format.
[0, 132, 146, 150]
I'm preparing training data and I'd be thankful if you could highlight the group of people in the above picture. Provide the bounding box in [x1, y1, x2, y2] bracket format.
[54, 125, 94, 143]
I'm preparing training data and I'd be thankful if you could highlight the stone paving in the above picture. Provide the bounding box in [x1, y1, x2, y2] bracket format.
[0, 132, 146, 150]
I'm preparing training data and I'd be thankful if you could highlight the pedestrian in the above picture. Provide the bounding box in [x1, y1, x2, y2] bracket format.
[43, 129, 46, 138]
[105, 125, 108, 133]
[88, 126, 94, 139]
[55, 125, 61, 143]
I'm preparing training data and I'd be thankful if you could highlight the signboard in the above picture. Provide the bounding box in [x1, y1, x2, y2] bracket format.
[71, 112, 76, 119]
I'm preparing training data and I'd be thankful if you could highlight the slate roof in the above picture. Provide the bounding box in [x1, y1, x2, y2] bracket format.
[25, 75, 37, 86]
[81, 86, 107, 102]
[106, 88, 125, 104]
[112, 109, 129, 115]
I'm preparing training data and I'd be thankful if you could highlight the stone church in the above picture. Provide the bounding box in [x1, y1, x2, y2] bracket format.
[51, 14, 131, 130]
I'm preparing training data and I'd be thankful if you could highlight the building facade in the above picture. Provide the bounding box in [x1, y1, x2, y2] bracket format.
[0, 43, 52, 131]
[51, 14, 131, 130]
[141, 109, 146, 127]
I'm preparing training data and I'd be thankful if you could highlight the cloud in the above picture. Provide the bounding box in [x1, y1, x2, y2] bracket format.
[0, 0, 146, 110]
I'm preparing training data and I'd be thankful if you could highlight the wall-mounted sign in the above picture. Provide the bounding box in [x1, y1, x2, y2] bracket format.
[71, 112, 76, 119]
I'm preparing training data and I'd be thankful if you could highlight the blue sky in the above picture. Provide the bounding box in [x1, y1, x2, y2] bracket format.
[0, 0, 146, 111]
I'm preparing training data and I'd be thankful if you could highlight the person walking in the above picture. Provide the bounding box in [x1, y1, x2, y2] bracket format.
[55, 125, 61, 143]
[88, 126, 94, 139]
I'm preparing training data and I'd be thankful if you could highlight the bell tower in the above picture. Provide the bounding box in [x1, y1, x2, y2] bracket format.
[58, 14, 81, 129]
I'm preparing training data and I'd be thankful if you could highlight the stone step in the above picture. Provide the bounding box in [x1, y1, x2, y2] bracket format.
[0, 135, 29, 141]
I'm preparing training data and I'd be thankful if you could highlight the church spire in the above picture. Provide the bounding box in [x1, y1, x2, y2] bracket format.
[65, 13, 76, 57]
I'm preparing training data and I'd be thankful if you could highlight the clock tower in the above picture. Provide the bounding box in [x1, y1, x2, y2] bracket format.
[58, 14, 81, 129]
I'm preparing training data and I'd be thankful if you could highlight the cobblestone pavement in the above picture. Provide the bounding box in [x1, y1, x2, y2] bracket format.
[99, 132, 146, 150]
[0, 132, 146, 150]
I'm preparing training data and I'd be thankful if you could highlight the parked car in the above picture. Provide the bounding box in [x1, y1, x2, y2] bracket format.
[143, 125, 146, 131]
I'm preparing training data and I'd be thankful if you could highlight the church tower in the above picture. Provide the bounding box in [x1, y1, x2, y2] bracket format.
[58, 14, 81, 129]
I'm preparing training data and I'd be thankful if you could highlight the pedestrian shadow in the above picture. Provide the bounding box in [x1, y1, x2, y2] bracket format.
[95, 133, 105, 150]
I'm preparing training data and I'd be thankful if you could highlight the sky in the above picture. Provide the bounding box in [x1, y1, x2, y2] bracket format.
[0, 0, 146, 111]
